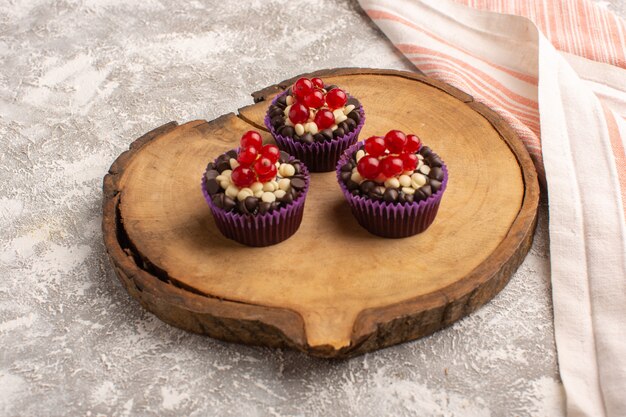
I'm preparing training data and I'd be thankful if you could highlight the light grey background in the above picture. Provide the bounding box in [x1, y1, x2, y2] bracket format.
[0, 1, 622, 416]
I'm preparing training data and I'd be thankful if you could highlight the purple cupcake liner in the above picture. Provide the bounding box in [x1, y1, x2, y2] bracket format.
[201, 154, 310, 247]
[336, 142, 449, 238]
[265, 90, 366, 172]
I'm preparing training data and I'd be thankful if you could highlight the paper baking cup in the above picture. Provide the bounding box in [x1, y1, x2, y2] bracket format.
[265, 90, 366, 172]
[201, 154, 310, 247]
[336, 142, 448, 238]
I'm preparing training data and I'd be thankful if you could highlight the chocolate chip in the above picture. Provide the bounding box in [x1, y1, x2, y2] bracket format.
[276, 95, 288, 107]
[293, 162, 302, 174]
[345, 118, 356, 132]
[321, 129, 334, 141]
[279, 151, 291, 163]
[212, 193, 224, 208]
[280, 192, 294, 204]
[293, 134, 300, 141]
[313, 133, 324, 142]
[430, 179, 442, 193]
[269, 107, 284, 118]
[285, 88, 292, 96]
[326, 84, 338, 91]
[238, 199, 250, 214]
[419, 185, 432, 198]
[428, 156, 443, 168]
[347, 111, 360, 124]
[340, 171, 351, 182]
[347, 97, 360, 108]
[333, 128, 345, 138]
[351, 189, 360, 196]
[338, 121, 349, 132]
[205, 178, 220, 195]
[204, 169, 219, 181]
[360, 180, 376, 194]
[383, 188, 399, 203]
[301, 133, 314, 144]
[346, 180, 359, 191]
[245, 196, 258, 213]
[368, 186, 385, 200]
[415, 189, 427, 202]
[205, 162, 216, 171]
[216, 159, 230, 173]
[271, 115, 283, 128]
[226, 150, 237, 159]
[429, 167, 444, 181]
[258, 201, 271, 214]
[279, 126, 294, 138]
[290, 177, 306, 190]
[404, 193, 414, 203]
[341, 161, 354, 172]
[419, 146, 432, 157]
[223, 196, 236, 211]
[270, 202, 279, 211]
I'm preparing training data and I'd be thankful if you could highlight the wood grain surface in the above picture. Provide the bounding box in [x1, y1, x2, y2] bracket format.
[102, 68, 539, 358]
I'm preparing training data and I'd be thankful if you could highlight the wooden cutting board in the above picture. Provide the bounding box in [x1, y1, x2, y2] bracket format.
[102, 68, 539, 358]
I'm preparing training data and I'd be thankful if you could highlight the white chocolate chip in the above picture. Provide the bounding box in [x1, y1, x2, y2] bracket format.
[399, 175, 412, 187]
[355, 149, 365, 162]
[254, 190, 264, 198]
[417, 160, 423, 170]
[351, 172, 364, 184]
[284, 105, 292, 116]
[343, 104, 355, 114]
[275, 161, 281, 168]
[286, 95, 294, 105]
[335, 114, 348, 124]
[225, 185, 239, 199]
[262, 182, 276, 192]
[261, 192, 276, 203]
[229, 158, 239, 169]
[402, 187, 416, 195]
[411, 173, 427, 188]
[237, 188, 253, 201]
[219, 180, 230, 190]
[250, 182, 263, 192]
[333, 109, 344, 118]
[274, 190, 286, 199]
[295, 123, 304, 136]
[216, 175, 227, 182]
[331, 124, 338, 131]
[419, 165, 431, 175]
[278, 178, 291, 191]
[417, 154, 424, 160]
[307, 122, 319, 134]
[221, 169, 232, 177]
[279, 163, 296, 177]
[384, 178, 401, 188]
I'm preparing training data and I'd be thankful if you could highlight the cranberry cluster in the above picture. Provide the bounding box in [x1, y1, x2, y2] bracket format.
[357, 130, 422, 180]
[231, 131, 281, 187]
[288, 77, 348, 130]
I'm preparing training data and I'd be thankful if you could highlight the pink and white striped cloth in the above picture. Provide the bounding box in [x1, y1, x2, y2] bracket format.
[358, 0, 626, 416]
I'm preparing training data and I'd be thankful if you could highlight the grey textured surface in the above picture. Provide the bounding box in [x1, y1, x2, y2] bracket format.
[0, 0, 621, 416]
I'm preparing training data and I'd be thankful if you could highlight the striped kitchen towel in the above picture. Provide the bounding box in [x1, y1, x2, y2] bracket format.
[357, 0, 626, 416]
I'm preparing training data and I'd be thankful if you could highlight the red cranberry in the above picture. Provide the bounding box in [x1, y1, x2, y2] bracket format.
[314, 109, 335, 130]
[325, 88, 347, 109]
[399, 153, 418, 172]
[293, 77, 314, 98]
[257, 163, 277, 183]
[405, 134, 422, 153]
[240, 130, 263, 151]
[364, 136, 386, 157]
[304, 90, 325, 108]
[260, 144, 280, 164]
[237, 146, 258, 166]
[289, 102, 309, 124]
[384, 130, 407, 154]
[311, 77, 324, 89]
[357, 155, 381, 180]
[380, 156, 404, 178]
[254, 156, 274, 176]
[231, 166, 255, 187]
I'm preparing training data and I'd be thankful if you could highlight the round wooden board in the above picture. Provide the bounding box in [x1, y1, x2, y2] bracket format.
[103, 68, 539, 358]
